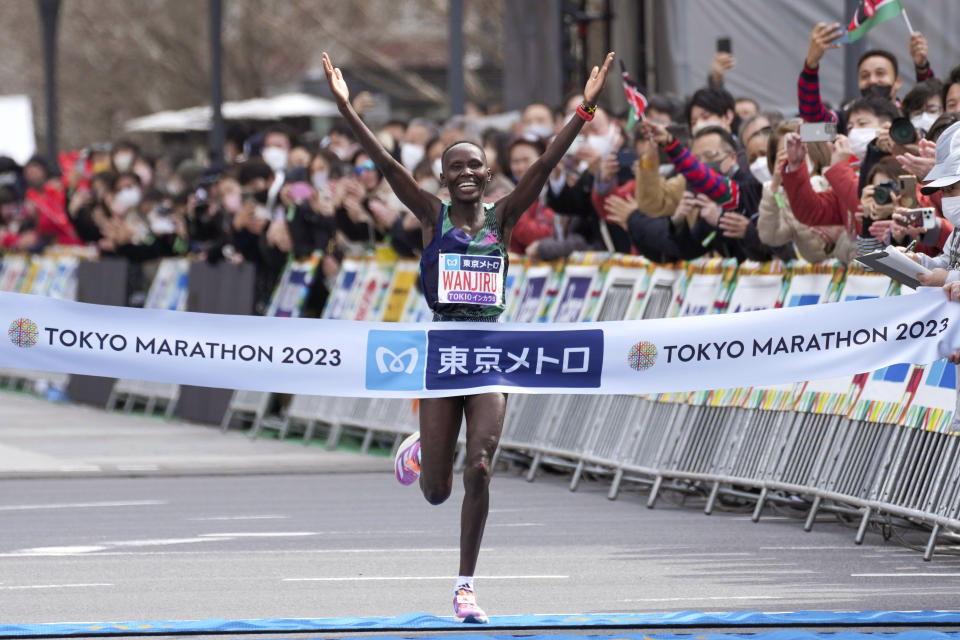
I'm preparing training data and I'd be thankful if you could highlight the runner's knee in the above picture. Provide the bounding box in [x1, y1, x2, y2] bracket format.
[422, 480, 452, 505]
[462, 449, 493, 494]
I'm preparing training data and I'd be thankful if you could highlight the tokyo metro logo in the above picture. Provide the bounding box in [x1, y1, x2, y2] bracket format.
[365, 330, 426, 391]
[628, 341, 657, 371]
[8, 317, 39, 348]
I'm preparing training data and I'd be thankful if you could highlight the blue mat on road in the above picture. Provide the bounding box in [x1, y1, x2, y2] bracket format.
[2, 610, 960, 638]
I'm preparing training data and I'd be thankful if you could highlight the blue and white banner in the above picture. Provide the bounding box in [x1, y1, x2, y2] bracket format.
[2, 289, 959, 398]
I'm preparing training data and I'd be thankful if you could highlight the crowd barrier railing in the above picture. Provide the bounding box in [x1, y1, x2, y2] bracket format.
[3, 248, 959, 558]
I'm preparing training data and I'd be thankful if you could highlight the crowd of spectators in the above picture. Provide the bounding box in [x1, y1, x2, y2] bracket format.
[4, 23, 960, 313]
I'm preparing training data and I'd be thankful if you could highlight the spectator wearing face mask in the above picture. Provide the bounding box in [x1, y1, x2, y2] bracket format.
[847, 96, 901, 191]
[798, 23, 933, 133]
[519, 102, 556, 140]
[641, 120, 793, 262]
[544, 93, 634, 255]
[901, 121, 960, 288]
[22, 154, 81, 247]
[110, 140, 140, 175]
[902, 79, 945, 137]
[780, 131, 864, 257]
[504, 136, 555, 256]
[758, 122, 858, 263]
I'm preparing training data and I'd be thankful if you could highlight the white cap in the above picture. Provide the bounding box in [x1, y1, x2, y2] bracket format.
[921, 120, 960, 194]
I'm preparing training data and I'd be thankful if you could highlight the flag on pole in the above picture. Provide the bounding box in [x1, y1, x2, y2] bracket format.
[840, 0, 904, 43]
[620, 61, 648, 132]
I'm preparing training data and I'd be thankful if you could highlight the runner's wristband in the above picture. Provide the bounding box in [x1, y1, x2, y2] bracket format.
[576, 104, 596, 122]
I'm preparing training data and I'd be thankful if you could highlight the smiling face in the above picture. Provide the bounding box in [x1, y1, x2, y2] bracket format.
[441, 142, 490, 203]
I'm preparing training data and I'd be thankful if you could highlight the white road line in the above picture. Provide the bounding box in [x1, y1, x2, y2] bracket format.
[620, 595, 783, 603]
[284, 575, 568, 582]
[190, 515, 288, 521]
[5, 546, 107, 556]
[0, 583, 112, 590]
[0, 547, 462, 558]
[199, 532, 316, 538]
[105, 538, 218, 547]
[851, 573, 960, 577]
[0, 500, 165, 512]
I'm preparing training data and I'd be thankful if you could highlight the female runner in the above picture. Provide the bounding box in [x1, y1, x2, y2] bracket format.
[323, 50, 614, 622]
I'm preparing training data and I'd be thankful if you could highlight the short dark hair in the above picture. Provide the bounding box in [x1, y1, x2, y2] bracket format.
[693, 125, 737, 153]
[845, 95, 900, 123]
[927, 112, 960, 142]
[440, 140, 486, 169]
[902, 79, 944, 116]
[647, 94, 681, 122]
[942, 63, 960, 106]
[237, 159, 273, 186]
[263, 124, 295, 146]
[685, 86, 739, 134]
[857, 49, 899, 78]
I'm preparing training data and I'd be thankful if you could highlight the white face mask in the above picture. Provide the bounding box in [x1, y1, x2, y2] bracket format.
[523, 124, 554, 139]
[585, 133, 612, 155]
[311, 171, 329, 191]
[432, 157, 443, 180]
[113, 152, 134, 172]
[941, 195, 960, 226]
[749, 157, 771, 183]
[847, 127, 877, 160]
[114, 186, 141, 210]
[911, 112, 939, 134]
[400, 143, 425, 170]
[262, 146, 288, 172]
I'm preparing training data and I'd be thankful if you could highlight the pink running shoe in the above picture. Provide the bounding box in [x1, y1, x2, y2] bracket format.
[453, 588, 488, 623]
[394, 432, 421, 485]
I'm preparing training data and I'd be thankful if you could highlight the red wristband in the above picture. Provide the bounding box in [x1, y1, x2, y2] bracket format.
[575, 104, 595, 122]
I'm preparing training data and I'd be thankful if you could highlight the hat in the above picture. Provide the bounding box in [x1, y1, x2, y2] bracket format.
[921, 121, 960, 194]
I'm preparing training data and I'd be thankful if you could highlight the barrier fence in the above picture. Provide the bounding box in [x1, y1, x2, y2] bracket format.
[2, 250, 959, 558]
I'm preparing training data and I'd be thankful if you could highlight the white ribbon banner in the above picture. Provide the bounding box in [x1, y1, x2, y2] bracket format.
[2, 290, 960, 398]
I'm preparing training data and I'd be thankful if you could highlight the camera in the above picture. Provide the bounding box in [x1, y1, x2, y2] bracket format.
[873, 180, 898, 205]
[889, 117, 917, 145]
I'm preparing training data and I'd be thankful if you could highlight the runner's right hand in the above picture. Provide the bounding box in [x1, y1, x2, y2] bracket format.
[322, 52, 350, 104]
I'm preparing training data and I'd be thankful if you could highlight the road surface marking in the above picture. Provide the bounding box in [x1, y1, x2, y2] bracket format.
[0, 583, 112, 590]
[621, 595, 783, 602]
[190, 515, 288, 521]
[851, 573, 960, 577]
[199, 532, 317, 538]
[284, 575, 569, 582]
[0, 500, 165, 512]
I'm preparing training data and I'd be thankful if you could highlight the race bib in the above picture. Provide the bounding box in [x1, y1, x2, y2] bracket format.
[438, 253, 504, 306]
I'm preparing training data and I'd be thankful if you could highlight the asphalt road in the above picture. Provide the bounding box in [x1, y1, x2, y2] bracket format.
[3, 470, 960, 625]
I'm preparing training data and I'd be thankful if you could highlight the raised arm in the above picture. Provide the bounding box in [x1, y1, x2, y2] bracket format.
[498, 52, 615, 228]
[322, 53, 440, 225]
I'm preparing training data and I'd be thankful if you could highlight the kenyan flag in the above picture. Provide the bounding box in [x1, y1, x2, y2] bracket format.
[620, 61, 647, 132]
[842, 0, 903, 43]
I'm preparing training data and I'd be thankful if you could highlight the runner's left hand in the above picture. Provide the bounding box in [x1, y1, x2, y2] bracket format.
[583, 52, 615, 107]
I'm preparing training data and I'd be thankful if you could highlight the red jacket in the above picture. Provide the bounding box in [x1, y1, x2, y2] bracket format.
[509, 199, 554, 254]
[781, 161, 860, 234]
[25, 182, 81, 246]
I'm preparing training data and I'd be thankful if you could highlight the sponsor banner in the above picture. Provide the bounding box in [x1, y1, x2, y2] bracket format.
[2, 289, 960, 399]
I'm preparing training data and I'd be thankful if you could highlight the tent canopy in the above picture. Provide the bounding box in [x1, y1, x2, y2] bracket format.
[124, 93, 339, 133]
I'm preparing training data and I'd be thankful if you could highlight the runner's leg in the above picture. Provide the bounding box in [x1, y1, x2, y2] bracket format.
[418, 396, 464, 505]
[459, 392, 506, 575]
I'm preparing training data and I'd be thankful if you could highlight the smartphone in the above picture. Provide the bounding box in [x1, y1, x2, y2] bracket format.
[902, 207, 936, 230]
[898, 174, 918, 209]
[716, 37, 732, 54]
[799, 121, 837, 142]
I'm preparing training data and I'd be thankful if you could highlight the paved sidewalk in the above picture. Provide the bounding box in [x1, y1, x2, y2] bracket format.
[0, 390, 393, 478]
